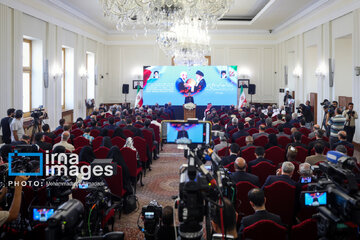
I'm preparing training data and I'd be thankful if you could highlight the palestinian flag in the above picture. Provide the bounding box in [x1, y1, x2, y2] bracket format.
[238, 85, 247, 108]
[135, 85, 143, 108]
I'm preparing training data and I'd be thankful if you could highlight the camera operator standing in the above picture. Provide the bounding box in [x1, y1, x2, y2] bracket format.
[298, 104, 313, 128]
[342, 102, 358, 143]
[10, 110, 24, 142]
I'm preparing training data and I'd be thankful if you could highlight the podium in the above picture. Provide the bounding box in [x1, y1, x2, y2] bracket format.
[183, 104, 196, 120]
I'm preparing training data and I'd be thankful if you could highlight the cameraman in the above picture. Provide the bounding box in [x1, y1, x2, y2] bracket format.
[328, 108, 346, 149]
[298, 104, 313, 128]
[342, 102, 358, 143]
[0, 175, 29, 226]
[157, 206, 177, 240]
[212, 197, 239, 239]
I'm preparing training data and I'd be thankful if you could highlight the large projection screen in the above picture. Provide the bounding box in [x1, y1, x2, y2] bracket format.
[143, 66, 238, 106]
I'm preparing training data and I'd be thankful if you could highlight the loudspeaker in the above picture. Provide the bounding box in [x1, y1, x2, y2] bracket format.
[248, 84, 256, 95]
[122, 84, 129, 94]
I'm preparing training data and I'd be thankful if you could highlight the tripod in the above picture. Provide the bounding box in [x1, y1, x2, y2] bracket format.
[30, 117, 44, 142]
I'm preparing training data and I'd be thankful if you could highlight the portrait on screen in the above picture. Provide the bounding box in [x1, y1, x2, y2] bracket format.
[238, 79, 249, 88]
[133, 80, 143, 89]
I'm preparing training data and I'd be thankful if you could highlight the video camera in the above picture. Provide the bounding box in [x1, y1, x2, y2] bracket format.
[301, 151, 360, 239]
[139, 200, 163, 239]
[31, 106, 46, 119]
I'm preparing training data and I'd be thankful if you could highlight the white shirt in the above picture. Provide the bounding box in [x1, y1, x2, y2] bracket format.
[10, 118, 24, 142]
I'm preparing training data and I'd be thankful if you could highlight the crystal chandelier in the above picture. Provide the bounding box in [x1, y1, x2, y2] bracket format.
[101, 0, 233, 65]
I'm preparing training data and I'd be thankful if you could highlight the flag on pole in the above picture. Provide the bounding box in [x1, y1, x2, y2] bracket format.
[238, 85, 247, 108]
[135, 85, 143, 108]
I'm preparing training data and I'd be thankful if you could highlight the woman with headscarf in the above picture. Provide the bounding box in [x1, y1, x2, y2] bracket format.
[264, 133, 282, 149]
[101, 136, 112, 149]
[107, 146, 133, 194]
[79, 146, 96, 163]
[123, 137, 141, 167]
[52, 145, 66, 154]
[113, 127, 126, 140]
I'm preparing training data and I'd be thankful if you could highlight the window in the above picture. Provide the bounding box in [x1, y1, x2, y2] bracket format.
[23, 39, 32, 113]
[61, 48, 66, 109]
[86, 52, 95, 100]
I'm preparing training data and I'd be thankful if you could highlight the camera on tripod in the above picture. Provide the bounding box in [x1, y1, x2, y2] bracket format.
[140, 200, 163, 238]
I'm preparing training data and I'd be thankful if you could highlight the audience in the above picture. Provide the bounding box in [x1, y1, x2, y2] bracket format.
[285, 131, 307, 153]
[42, 124, 56, 139]
[83, 128, 94, 144]
[231, 122, 249, 143]
[272, 114, 284, 126]
[212, 198, 238, 239]
[239, 188, 282, 234]
[332, 130, 354, 149]
[262, 161, 297, 188]
[214, 136, 228, 153]
[55, 118, 65, 131]
[276, 125, 290, 138]
[34, 132, 52, 151]
[252, 125, 268, 140]
[240, 136, 254, 151]
[298, 162, 316, 185]
[307, 129, 330, 154]
[264, 133, 281, 149]
[230, 157, 260, 187]
[308, 124, 320, 139]
[328, 108, 346, 148]
[305, 143, 327, 165]
[220, 143, 240, 166]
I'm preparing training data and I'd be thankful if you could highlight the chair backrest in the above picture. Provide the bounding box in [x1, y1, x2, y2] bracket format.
[293, 123, 300, 128]
[265, 146, 285, 166]
[346, 146, 354, 156]
[213, 137, 220, 145]
[265, 128, 278, 134]
[243, 220, 287, 240]
[44, 135, 53, 145]
[235, 181, 257, 216]
[107, 129, 114, 138]
[301, 135, 312, 145]
[235, 136, 247, 147]
[248, 128, 259, 136]
[73, 147, 83, 155]
[94, 146, 110, 159]
[291, 219, 317, 240]
[264, 181, 296, 226]
[295, 146, 308, 163]
[228, 128, 238, 138]
[105, 165, 125, 198]
[251, 161, 276, 186]
[150, 124, 160, 143]
[71, 129, 83, 138]
[291, 161, 300, 182]
[242, 146, 256, 163]
[54, 136, 61, 144]
[283, 128, 291, 135]
[73, 136, 90, 149]
[217, 147, 229, 157]
[254, 135, 269, 147]
[120, 147, 137, 177]
[111, 136, 126, 149]
[134, 124, 143, 129]
[298, 127, 310, 137]
[92, 136, 103, 150]
[133, 136, 148, 163]
[54, 128, 64, 136]
[224, 162, 235, 172]
[277, 136, 292, 149]
[123, 129, 134, 138]
[142, 129, 154, 150]
[90, 129, 100, 138]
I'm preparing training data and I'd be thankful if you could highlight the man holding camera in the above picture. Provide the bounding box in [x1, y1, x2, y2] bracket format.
[328, 108, 346, 149]
[342, 102, 358, 143]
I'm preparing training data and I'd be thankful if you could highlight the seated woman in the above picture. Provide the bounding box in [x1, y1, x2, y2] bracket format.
[79, 146, 96, 164]
[107, 146, 133, 195]
[264, 134, 282, 149]
[101, 136, 112, 149]
[113, 127, 126, 140]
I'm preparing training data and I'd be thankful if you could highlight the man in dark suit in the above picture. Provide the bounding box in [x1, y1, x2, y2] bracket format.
[282, 114, 293, 129]
[262, 161, 298, 188]
[177, 126, 189, 139]
[285, 131, 307, 155]
[308, 129, 330, 154]
[1, 108, 15, 144]
[34, 133, 52, 151]
[230, 157, 260, 187]
[220, 143, 240, 166]
[240, 136, 255, 152]
[248, 147, 274, 173]
[212, 117, 223, 131]
[123, 117, 143, 137]
[332, 130, 354, 150]
[239, 188, 282, 234]
[231, 122, 249, 143]
[184, 93, 194, 104]
[105, 117, 117, 130]
[134, 116, 144, 127]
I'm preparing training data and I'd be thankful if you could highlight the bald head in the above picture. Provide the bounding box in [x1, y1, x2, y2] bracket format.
[62, 131, 70, 141]
[313, 124, 320, 131]
[235, 157, 247, 171]
[338, 131, 347, 140]
[245, 136, 253, 145]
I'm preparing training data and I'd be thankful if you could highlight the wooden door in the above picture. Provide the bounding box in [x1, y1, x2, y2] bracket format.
[310, 93, 317, 124]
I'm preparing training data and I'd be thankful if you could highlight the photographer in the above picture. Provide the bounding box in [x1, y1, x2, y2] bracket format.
[298, 104, 313, 128]
[212, 197, 239, 239]
[157, 206, 177, 240]
[0, 175, 29, 226]
[1, 108, 15, 144]
[10, 110, 24, 142]
[342, 102, 358, 143]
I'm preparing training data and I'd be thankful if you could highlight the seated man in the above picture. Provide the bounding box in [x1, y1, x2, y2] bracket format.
[308, 129, 330, 154]
[285, 131, 307, 155]
[230, 157, 260, 187]
[240, 136, 254, 152]
[298, 162, 316, 185]
[272, 114, 284, 126]
[332, 131, 354, 150]
[42, 124, 56, 139]
[55, 118, 65, 131]
[52, 131, 75, 152]
[262, 161, 298, 188]
[276, 125, 290, 138]
[305, 143, 327, 165]
[239, 188, 282, 233]
[231, 122, 249, 143]
[248, 147, 274, 173]
[214, 136, 228, 154]
[123, 117, 143, 137]
[282, 114, 293, 129]
[252, 125, 268, 140]
[105, 117, 117, 130]
[308, 124, 320, 139]
[134, 115, 144, 127]
[157, 206, 177, 240]
[83, 128, 94, 144]
[34, 132, 52, 151]
[211, 197, 239, 240]
[212, 117, 223, 131]
[11, 134, 31, 146]
[220, 143, 240, 166]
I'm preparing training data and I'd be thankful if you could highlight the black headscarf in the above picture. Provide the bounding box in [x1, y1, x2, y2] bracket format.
[113, 127, 126, 139]
[101, 136, 112, 149]
[79, 146, 96, 163]
[265, 133, 280, 149]
[52, 146, 66, 154]
[100, 128, 108, 137]
[107, 146, 133, 194]
[0, 144, 13, 162]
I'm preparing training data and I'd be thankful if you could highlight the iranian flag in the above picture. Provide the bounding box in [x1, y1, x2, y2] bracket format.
[238, 85, 247, 108]
[135, 85, 143, 108]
